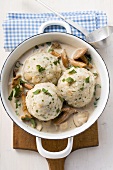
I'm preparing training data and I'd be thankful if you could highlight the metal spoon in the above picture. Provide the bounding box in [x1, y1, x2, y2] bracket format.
[36, 0, 113, 49]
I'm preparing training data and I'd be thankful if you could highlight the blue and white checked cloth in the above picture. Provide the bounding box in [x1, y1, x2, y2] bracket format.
[3, 11, 107, 51]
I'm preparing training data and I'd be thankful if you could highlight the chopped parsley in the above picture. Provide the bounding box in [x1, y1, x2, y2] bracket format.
[33, 89, 41, 95]
[42, 88, 52, 97]
[15, 61, 23, 68]
[15, 110, 19, 115]
[94, 84, 101, 96]
[65, 77, 75, 84]
[48, 48, 54, 52]
[62, 79, 65, 82]
[58, 96, 64, 102]
[80, 87, 84, 91]
[93, 73, 98, 76]
[68, 69, 77, 74]
[19, 79, 26, 85]
[46, 42, 51, 46]
[36, 110, 38, 113]
[74, 66, 80, 68]
[36, 65, 45, 72]
[30, 119, 37, 128]
[42, 88, 48, 93]
[94, 98, 100, 107]
[15, 99, 21, 109]
[56, 108, 60, 113]
[45, 57, 49, 60]
[8, 90, 14, 101]
[85, 76, 90, 83]
[53, 60, 60, 65]
[21, 116, 37, 128]
[21, 116, 31, 121]
[14, 85, 21, 98]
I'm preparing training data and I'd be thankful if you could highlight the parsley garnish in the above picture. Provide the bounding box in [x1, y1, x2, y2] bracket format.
[19, 79, 26, 85]
[74, 66, 80, 68]
[53, 60, 60, 65]
[36, 65, 45, 72]
[94, 98, 100, 107]
[14, 85, 21, 98]
[30, 119, 37, 128]
[68, 69, 77, 74]
[65, 77, 75, 84]
[42, 88, 52, 97]
[33, 89, 41, 95]
[46, 42, 51, 46]
[8, 90, 14, 101]
[21, 116, 37, 128]
[85, 76, 90, 83]
[15, 61, 23, 68]
[15, 110, 19, 115]
[56, 108, 60, 113]
[93, 73, 98, 76]
[48, 48, 54, 52]
[15, 99, 21, 109]
[58, 96, 64, 102]
[94, 84, 101, 96]
[62, 79, 65, 82]
[80, 87, 84, 91]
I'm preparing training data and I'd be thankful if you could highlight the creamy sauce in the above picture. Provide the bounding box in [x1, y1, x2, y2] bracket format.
[8, 42, 101, 133]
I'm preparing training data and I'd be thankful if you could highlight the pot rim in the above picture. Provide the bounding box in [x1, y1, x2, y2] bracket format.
[1, 32, 110, 139]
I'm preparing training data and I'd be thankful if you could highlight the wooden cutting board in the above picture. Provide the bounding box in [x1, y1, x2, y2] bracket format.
[13, 121, 98, 170]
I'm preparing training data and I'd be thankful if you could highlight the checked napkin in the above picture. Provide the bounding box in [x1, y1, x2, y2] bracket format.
[2, 11, 107, 51]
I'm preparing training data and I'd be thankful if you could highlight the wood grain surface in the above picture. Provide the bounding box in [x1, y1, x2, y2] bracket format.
[13, 121, 98, 170]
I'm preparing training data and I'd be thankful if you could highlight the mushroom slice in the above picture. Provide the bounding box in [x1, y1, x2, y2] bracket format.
[51, 42, 62, 49]
[22, 83, 33, 90]
[80, 55, 93, 69]
[50, 50, 61, 58]
[21, 113, 32, 120]
[69, 59, 87, 68]
[61, 49, 69, 68]
[21, 115, 37, 128]
[12, 75, 21, 88]
[53, 107, 77, 125]
[73, 111, 89, 127]
[36, 121, 43, 131]
[60, 121, 68, 130]
[21, 93, 32, 118]
[73, 48, 88, 60]
[21, 93, 27, 111]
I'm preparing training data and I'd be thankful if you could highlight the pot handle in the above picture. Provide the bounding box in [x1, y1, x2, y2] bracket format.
[36, 137, 73, 159]
[38, 20, 71, 34]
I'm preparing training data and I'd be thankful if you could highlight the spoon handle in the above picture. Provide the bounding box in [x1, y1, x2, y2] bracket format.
[36, 0, 89, 36]
[65, 18, 89, 36]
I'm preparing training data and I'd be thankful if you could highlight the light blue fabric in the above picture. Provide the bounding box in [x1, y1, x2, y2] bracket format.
[2, 11, 107, 51]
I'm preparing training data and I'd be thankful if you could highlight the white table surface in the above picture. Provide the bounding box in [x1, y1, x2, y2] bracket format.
[0, 0, 113, 170]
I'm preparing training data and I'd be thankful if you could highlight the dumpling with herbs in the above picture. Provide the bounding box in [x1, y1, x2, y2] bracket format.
[26, 83, 63, 121]
[57, 67, 96, 107]
[22, 52, 62, 85]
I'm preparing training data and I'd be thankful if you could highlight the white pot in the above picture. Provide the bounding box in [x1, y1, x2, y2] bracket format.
[1, 21, 110, 159]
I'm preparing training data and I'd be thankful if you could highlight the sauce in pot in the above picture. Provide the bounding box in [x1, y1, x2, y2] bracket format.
[8, 42, 101, 133]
